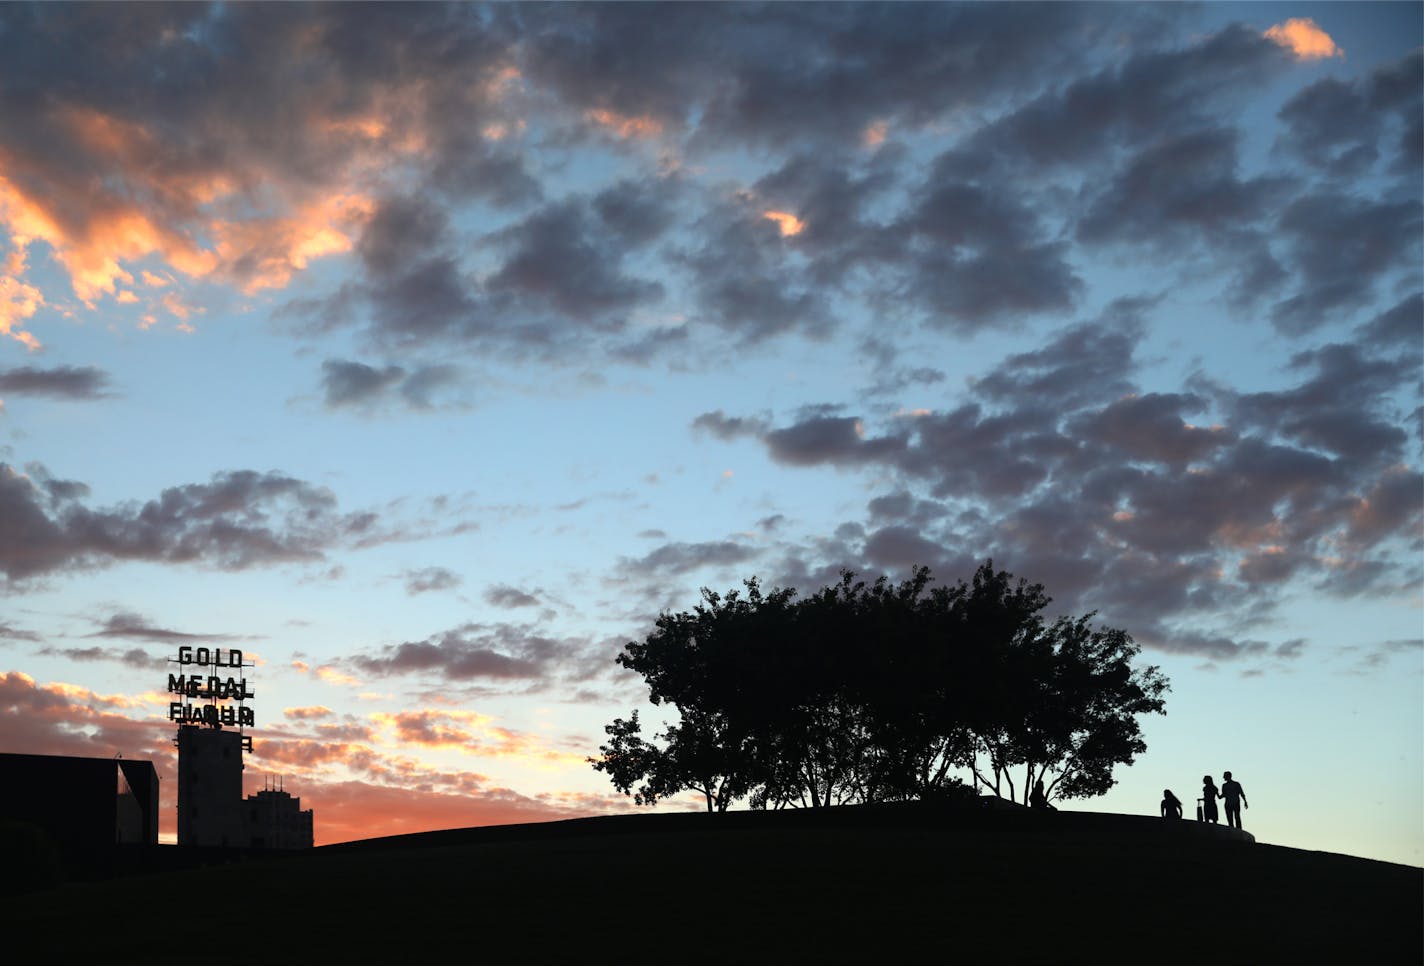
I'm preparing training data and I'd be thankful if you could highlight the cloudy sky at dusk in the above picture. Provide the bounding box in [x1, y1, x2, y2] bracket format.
[0, 3, 1419, 863]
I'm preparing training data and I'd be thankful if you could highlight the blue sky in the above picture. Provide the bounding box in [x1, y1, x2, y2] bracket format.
[0, 2, 1419, 862]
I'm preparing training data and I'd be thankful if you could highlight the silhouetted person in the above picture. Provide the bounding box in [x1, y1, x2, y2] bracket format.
[1201, 775, 1220, 824]
[1160, 789, 1183, 819]
[1029, 779, 1055, 810]
[1221, 771, 1247, 829]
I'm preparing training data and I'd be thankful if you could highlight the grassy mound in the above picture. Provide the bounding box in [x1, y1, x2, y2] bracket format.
[3, 805, 1417, 963]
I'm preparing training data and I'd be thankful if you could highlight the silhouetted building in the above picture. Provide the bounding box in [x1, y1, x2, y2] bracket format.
[0, 752, 159, 848]
[244, 787, 314, 849]
[176, 725, 245, 847]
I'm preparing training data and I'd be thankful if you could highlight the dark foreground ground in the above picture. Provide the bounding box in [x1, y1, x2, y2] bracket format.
[4, 804, 1419, 963]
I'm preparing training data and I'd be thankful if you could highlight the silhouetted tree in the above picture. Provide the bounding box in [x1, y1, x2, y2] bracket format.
[965, 613, 1168, 805]
[588, 709, 747, 811]
[592, 581, 793, 810]
[591, 561, 1167, 811]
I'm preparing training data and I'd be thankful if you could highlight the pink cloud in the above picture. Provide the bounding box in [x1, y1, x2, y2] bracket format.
[1265, 18, 1343, 61]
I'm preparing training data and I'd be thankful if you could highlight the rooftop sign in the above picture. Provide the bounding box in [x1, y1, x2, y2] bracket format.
[167, 646, 255, 751]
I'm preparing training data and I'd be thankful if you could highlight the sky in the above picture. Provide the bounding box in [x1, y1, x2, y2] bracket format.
[0, 2, 1419, 865]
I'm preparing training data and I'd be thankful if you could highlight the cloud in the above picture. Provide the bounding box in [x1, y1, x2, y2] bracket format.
[748, 152, 900, 287]
[483, 584, 540, 608]
[1338, 637, 1423, 674]
[514, 3, 1131, 150]
[677, 195, 835, 343]
[0, 275, 43, 349]
[320, 359, 465, 412]
[403, 567, 462, 596]
[1274, 51, 1422, 179]
[764, 415, 909, 468]
[84, 610, 241, 645]
[0, 462, 379, 584]
[1269, 193, 1423, 335]
[321, 359, 405, 408]
[942, 23, 1289, 176]
[351, 622, 590, 685]
[0, 670, 173, 763]
[284, 706, 335, 721]
[1234, 342, 1413, 465]
[1075, 128, 1289, 253]
[370, 708, 585, 765]
[691, 410, 769, 441]
[1265, 18, 1343, 61]
[315, 665, 362, 688]
[0, 365, 108, 399]
[697, 307, 1421, 654]
[0, 3, 539, 351]
[762, 211, 805, 237]
[34, 645, 167, 672]
[619, 539, 761, 577]
[0, 621, 41, 643]
[301, 179, 684, 362]
[895, 174, 1082, 328]
[973, 299, 1149, 409]
[0, 6, 1330, 371]
[1072, 394, 1234, 467]
[484, 192, 668, 322]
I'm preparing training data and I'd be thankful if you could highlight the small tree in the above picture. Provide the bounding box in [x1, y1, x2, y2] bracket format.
[1005, 616, 1168, 804]
[588, 709, 748, 811]
[953, 567, 1169, 805]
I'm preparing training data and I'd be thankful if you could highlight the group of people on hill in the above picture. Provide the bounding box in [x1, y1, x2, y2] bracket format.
[1161, 772, 1248, 829]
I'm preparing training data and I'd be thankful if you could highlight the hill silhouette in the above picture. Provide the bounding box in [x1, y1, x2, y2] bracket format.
[3, 803, 1418, 963]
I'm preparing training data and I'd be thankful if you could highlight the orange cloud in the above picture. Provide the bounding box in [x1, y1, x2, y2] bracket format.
[586, 108, 664, 140]
[0, 97, 393, 329]
[284, 705, 335, 720]
[1265, 18, 1342, 60]
[0, 169, 218, 306]
[322, 107, 429, 157]
[3, 237, 28, 277]
[214, 192, 373, 293]
[0, 274, 43, 349]
[0, 671, 175, 760]
[160, 290, 197, 321]
[315, 664, 362, 687]
[45, 680, 153, 710]
[370, 709, 586, 766]
[763, 210, 805, 237]
[251, 736, 369, 772]
[324, 116, 388, 140]
[862, 120, 889, 148]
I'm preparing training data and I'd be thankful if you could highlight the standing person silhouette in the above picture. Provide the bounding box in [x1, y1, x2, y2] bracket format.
[1221, 771, 1248, 829]
[1201, 775, 1221, 824]
[1029, 779, 1055, 810]
[1160, 789, 1183, 819]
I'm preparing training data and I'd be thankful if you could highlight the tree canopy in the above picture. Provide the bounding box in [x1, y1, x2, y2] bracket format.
[590, 562, 1169, 811]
